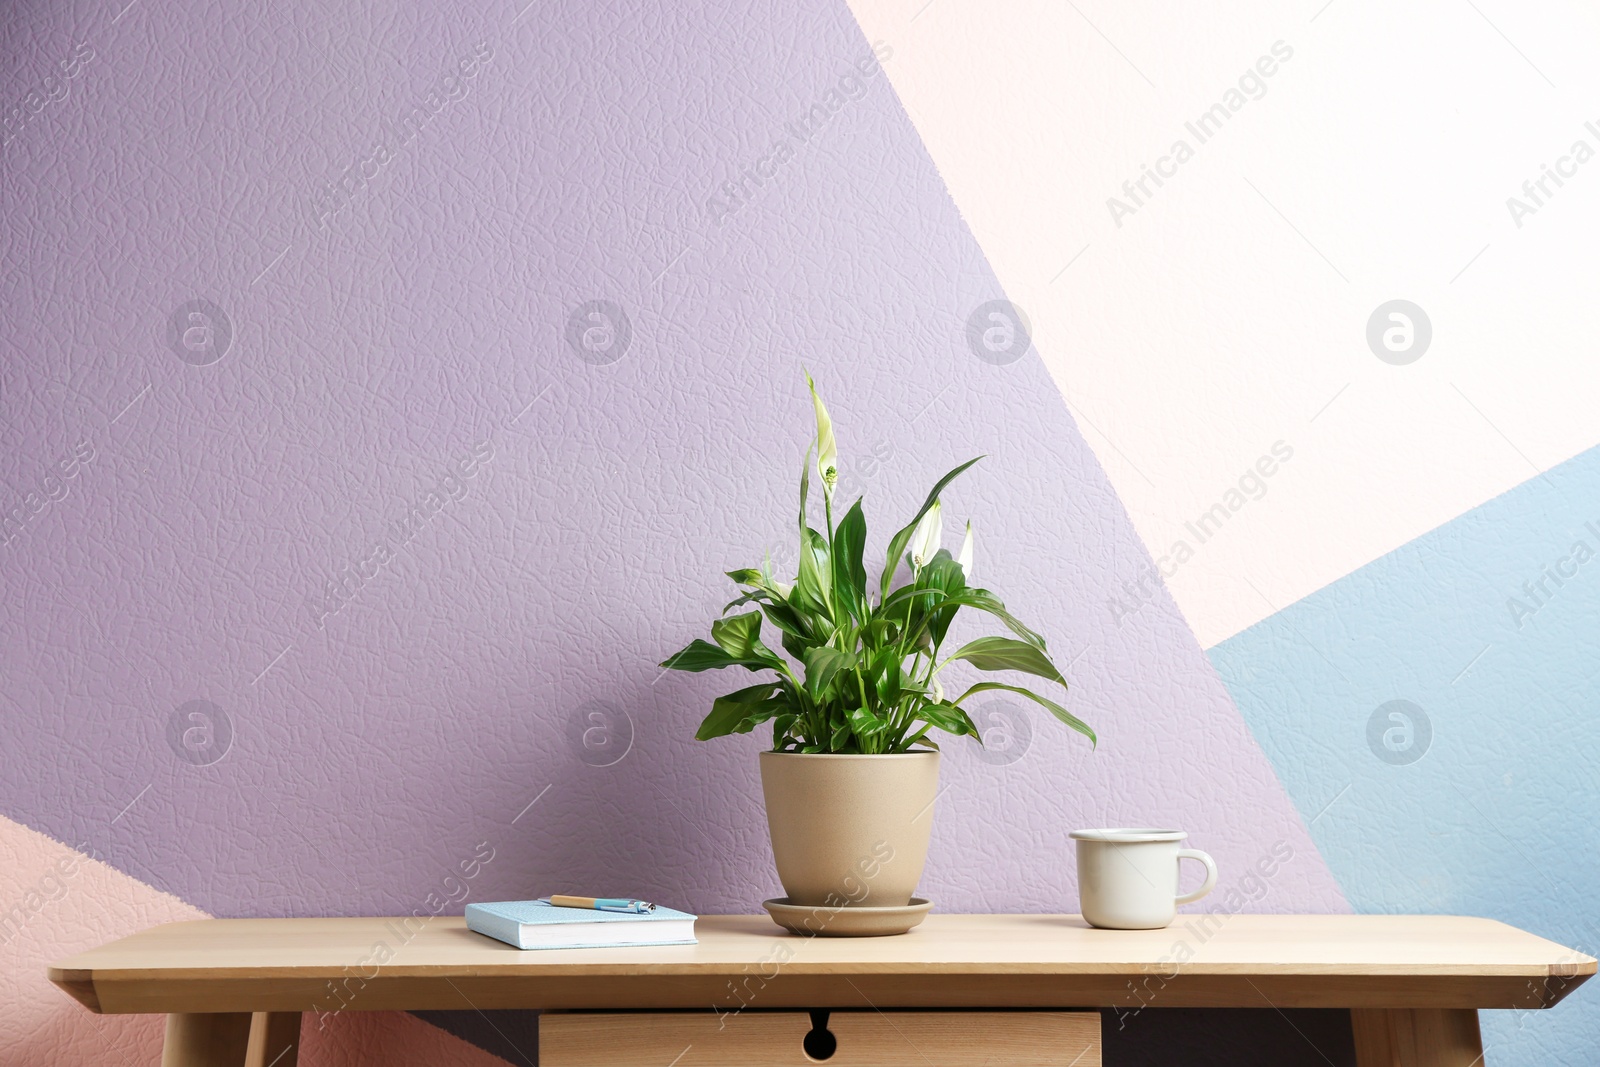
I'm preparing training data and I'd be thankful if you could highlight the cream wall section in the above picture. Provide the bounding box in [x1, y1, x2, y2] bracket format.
[845, 0, 1600, 646]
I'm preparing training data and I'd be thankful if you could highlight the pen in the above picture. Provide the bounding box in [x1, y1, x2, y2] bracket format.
[547, 895, 656, 914]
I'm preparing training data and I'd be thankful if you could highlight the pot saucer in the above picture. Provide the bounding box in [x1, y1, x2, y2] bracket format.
[762, 896, 931, 937]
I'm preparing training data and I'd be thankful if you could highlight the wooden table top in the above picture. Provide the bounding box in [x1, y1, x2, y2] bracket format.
[51, 914, 1595, 1015]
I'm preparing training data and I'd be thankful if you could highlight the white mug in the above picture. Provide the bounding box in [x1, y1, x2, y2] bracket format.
[1070, 828, 1218, 930]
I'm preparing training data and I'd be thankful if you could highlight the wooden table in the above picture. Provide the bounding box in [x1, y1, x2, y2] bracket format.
[50, 914, 1593, 1066]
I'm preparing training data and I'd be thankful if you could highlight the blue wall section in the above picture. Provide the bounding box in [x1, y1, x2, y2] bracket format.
[1210, 444, 1600, 1067]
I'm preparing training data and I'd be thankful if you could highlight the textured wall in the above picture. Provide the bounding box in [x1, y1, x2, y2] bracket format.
[843, 0, 1600, 648]
[0, 0, 1591, 1065]
[842, 1, 1600, 1063]
[1212, 446, 1600, 1064]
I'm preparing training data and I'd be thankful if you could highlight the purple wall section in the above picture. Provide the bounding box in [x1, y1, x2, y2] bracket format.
[2, 0, 1342, 1005]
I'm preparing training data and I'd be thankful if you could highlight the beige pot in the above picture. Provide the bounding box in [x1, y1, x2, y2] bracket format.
[758, 751, 939, 907]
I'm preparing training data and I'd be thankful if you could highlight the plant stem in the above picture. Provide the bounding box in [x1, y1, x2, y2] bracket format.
[894, 565, 918, 666]
[822, 492, 837, 622]
[894, 650, 924, 734]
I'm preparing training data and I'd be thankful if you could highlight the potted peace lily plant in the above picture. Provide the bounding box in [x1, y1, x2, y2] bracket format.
[662, 375, 1094, 930]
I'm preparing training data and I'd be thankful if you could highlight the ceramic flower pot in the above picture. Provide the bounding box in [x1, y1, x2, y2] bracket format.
[758, 750, 939, 907]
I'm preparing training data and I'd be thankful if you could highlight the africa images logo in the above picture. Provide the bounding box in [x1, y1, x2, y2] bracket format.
[167, 300, 232, 366]
[1366, 300, 1430, 365]
[1366, 700, 1431, 766]
[571, 700, 634, 768]
[565, 301, 631, 366]
[166, 700, 233, 766]
[965, 300, 1032, 366]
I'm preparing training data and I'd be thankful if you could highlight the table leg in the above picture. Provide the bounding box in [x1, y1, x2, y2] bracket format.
[245, 1012, 302, 1067]
[1351, 1008, 1485, 1067]
[161, 1012, 253, 1067]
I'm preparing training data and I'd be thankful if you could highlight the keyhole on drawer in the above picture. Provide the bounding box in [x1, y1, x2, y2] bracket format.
[802, 1010, 837, 1061]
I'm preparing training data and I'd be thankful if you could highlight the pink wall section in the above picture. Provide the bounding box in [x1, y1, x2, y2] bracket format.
[0, 816, 506, 1066]
[1, 815, 201, 1063]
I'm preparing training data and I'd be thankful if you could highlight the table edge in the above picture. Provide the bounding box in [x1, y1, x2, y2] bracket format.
[48, 912, 1597, 1016]
[47, 959, 1600, 981]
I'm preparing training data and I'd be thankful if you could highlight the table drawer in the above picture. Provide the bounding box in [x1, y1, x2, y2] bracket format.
[541, 1010, 1101, 1066]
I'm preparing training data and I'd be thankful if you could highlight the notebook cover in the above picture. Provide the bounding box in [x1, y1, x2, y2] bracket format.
[464, 900, 698, 950]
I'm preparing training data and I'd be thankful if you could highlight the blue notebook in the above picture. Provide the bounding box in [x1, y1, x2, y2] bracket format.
[464, 900, 698, 950]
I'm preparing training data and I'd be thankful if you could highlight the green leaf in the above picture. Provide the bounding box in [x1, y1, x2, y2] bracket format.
[696, 683, 781, 741]
[661, 639, 741, 672]
[722, 590, 769, 614]
[829, 721, 851, 751]
[943, 636, 1066, 686]
[956, 681, 1096, 747]
[771, 713, 798, 746]
[917, 554, 968, 649]
[799, 446, 812, 544]
[662, 629, 781, 673]
[780, 628, 810, 662]
[896, 677, 931, 700]
[711, 611, 763, 658]
[882, 583, 1047, 652]
[726, 568, 764, 585]
[880, 456, 983, 599]
[848, 706, 887, 738]
[953, 588, 1047, 649]
[730, 700, 785, 733]
[870, 643, 902, 706]
[916, 701, 979, 739]
[761, 601, 809, 638]
[802, 645, 855, 699]
[794, 526, 833, 617]
[862, 611, 902, 646]
[831, 498, 868, 618]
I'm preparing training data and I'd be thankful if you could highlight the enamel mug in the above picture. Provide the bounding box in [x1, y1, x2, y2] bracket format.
[1070, 828, 1218, 930]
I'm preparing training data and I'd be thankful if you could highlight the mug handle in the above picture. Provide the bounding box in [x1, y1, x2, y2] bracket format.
[1174, 848, 1218, 906]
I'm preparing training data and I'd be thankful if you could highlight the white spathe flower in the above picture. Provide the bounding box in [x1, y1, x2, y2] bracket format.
[956, 519, 974, 579]
[908, 500, 943, 569]
[806, 372, 838, 497]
